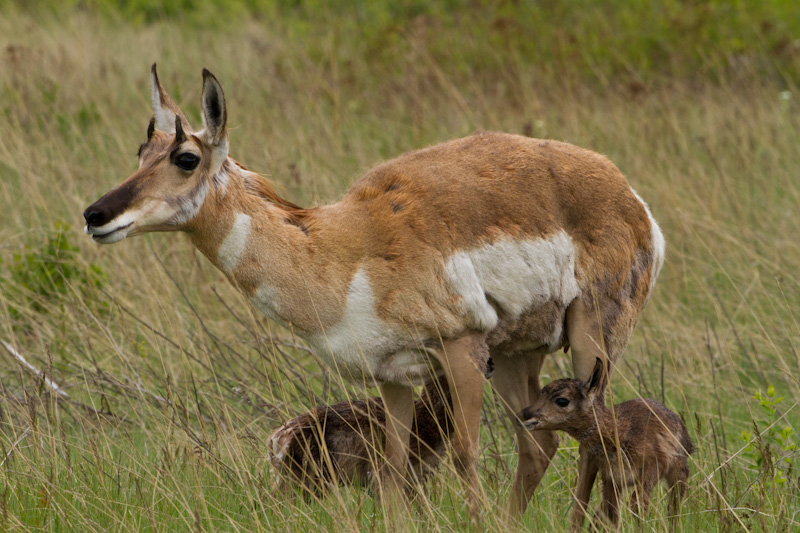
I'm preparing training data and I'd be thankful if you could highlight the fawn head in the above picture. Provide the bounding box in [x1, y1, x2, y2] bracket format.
[84, 65, 228, 244]
[518, 357, 607, 432]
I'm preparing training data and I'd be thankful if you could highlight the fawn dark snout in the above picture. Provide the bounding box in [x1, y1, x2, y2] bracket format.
[517, 407, 542, 430]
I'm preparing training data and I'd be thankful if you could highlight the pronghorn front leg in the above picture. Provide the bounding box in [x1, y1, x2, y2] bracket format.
[492, 353, 558, 519]
[378, 381, 415, 511]
[438, 334, 488, 521]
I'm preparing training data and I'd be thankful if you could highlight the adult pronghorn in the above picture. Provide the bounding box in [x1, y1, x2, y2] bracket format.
[84, 65, 664, 520]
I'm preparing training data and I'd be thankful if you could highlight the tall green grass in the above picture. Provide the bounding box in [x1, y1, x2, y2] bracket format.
[0, 2, 798, 531]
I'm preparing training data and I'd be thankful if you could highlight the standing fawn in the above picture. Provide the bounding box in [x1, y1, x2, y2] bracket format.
[519, 358, 694, 529]
[84, 65, 664, 519]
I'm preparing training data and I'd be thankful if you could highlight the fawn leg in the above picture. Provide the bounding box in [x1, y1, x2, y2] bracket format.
[570, 444, 599, 531]
[378, 381, 415, 513]
[666, 460, 689, 527]
[492, 352, 558, 519]
[601, 477, 620, 526]
[629, 472, 658, 519]
[438, 334, 488, 522]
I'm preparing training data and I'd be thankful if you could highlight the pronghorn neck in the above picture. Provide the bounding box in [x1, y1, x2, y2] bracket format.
[185, 159, 298, 264]
[186, 159, 349, 334]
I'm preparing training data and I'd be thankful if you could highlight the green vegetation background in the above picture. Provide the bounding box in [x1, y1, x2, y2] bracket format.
[12, 0, 800, 83]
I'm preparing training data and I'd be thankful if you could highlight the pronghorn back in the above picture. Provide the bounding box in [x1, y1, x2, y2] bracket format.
[305, 132, 663, 371]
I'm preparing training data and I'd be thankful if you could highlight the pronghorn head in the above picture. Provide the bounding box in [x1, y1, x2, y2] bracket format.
[517, 357, 607, 432]
[84, 64, 228, 244]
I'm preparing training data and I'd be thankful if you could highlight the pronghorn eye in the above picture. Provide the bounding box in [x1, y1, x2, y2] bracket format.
[175, 153, 200, 171]
[555, 398, 570, 408]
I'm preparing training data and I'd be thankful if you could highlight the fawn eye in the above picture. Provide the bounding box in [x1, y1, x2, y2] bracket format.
[555, 398, 570, 408]
[175, 152, 200, 171]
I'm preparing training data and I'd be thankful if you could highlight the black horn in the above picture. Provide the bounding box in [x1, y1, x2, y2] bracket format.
[174, 115, 185, 143]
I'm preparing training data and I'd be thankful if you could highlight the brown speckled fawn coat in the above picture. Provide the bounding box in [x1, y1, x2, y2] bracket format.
[268, 361, 495, 496]
[268, 374, 455, 496]
[520, 359, 694, 529]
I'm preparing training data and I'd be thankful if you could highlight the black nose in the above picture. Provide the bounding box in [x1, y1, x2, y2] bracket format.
[83, 207, 108, 227]
[516, 407, 536, 426]
[484, 357, 495, 379]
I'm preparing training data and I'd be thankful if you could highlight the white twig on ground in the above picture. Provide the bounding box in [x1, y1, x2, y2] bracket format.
[1, 339, 69, 398]
[0, 427, 31, 467]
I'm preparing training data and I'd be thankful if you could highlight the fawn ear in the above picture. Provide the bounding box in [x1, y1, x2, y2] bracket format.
[585, 357, 607, 397]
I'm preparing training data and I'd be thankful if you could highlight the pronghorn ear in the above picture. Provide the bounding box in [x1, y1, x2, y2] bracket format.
[150, 63, 192, 134]
[200, 69, 227, 148]
[585, 357, 607, 397]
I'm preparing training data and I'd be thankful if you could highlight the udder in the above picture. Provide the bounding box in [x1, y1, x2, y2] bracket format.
[487, 300, 568, 356]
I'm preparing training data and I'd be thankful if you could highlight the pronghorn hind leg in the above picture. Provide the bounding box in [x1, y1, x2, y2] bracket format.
[567, 274, 648, 381]
[438, 333, 488, 521]
[378, 381, 415, 513]
[492, 352, 558, 519]
[565, 295, 631, 527]
[565, 296, 610, 382]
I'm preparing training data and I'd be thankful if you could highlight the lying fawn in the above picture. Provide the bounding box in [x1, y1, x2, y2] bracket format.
[268, 364, 491, 497]
[519, 358, 693, 529]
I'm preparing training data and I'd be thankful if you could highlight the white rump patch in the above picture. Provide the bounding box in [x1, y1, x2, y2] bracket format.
[631, 188, 666, 299]
[444, 231, 580, 329]
[218, 213, 251, 272]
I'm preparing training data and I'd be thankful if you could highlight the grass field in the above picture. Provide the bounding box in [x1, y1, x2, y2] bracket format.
[0, 2, 799, 531]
